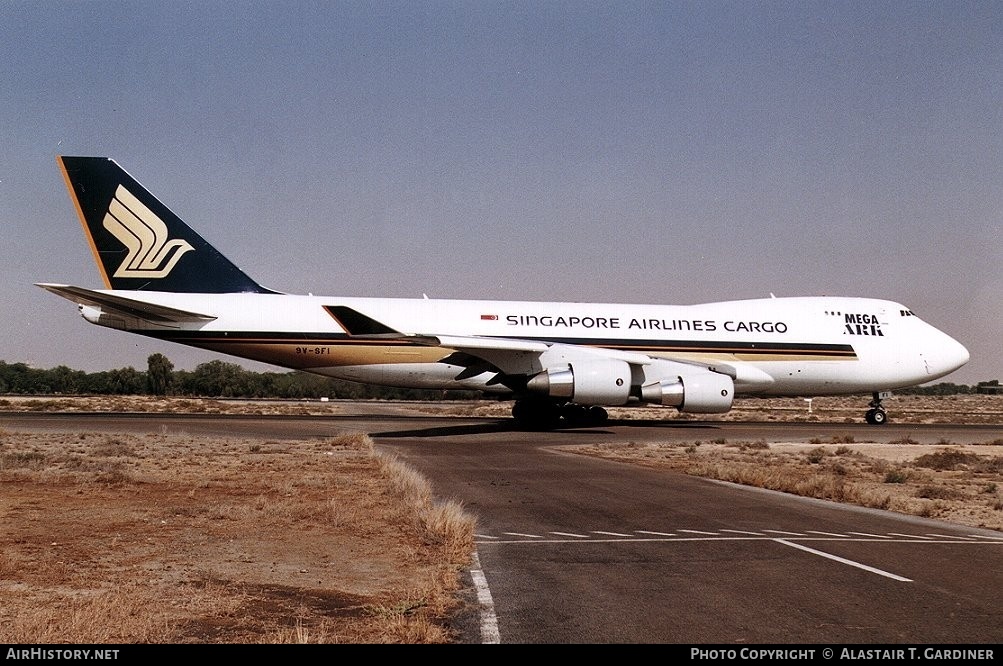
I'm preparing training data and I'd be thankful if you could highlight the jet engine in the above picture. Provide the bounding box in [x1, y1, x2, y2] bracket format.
[526, 359, 632, 405]
[640, 370, 734, 413]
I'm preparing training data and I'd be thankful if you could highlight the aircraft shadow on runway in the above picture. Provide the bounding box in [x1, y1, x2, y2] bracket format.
[369, 418, 722, 438]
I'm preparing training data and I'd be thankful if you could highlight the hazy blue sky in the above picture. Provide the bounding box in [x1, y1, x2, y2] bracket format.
[2, 1, 999, 386]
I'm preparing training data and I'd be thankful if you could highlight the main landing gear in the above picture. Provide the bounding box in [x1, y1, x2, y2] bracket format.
[512, 399, 609, 430]
[865, 391, 890, 425]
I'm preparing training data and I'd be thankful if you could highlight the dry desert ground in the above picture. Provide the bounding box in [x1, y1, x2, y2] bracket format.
[0, 393, 1001, 643]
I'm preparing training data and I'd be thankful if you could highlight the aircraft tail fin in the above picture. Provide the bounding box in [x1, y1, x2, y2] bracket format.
[57, 156, 275, 294]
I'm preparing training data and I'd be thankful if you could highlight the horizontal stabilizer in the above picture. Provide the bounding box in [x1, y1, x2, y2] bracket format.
[36, 283, 217, 324]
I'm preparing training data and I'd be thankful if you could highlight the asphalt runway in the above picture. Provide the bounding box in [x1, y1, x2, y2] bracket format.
[4, 409, 1003, 644]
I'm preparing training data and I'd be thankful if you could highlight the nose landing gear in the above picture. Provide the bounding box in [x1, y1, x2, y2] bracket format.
[865, 391, 890, 425]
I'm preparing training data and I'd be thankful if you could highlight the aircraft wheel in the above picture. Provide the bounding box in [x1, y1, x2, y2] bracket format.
[512, 400, 562, 430]
[865, 409, 888, 425]
[562, 404, 589, 427]
[588, 405, 609, 425]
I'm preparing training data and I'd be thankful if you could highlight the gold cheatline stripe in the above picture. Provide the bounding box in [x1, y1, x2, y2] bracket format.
[162, 334, 857, 362]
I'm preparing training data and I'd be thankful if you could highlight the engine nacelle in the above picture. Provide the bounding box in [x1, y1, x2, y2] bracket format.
[640, 371, 734, 413]
[526, 359, 632, 405]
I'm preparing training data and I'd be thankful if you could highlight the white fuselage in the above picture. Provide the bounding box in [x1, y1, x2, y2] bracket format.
[78, 291, 970, 399]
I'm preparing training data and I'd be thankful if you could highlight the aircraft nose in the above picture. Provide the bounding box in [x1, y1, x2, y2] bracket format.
[953, 338, 971, 369]
[936, 333, 970, 375]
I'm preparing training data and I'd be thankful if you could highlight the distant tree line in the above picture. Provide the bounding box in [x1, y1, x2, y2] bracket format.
[0, 355, 994, 400]
[899, 381, 1000, 396]
[897, 383, 970, 395]
[0, 354, 481, 401]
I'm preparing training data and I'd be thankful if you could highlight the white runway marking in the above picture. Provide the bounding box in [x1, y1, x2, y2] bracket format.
[470, 551, 500, 644]
[774, 539, 913, 582]
[807, 530, 850, 537]
[475, 526, 995, 546]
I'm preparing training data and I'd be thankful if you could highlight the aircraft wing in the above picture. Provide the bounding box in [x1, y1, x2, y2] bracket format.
[421, 333, 751, 379]
[36, 284, 217, 324]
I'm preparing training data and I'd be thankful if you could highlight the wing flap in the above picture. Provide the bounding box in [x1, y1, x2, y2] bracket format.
[415, 334, 551, 353]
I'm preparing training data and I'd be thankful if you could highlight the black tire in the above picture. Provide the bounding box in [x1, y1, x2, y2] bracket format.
[512, 400, 562, 430]
[562, 404, 589, 427]
[865, 408, 888, 425]
[587, 405, 609, 425]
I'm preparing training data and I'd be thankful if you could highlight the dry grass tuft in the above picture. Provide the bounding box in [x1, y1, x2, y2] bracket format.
[375, 451, 476, 565]
[379, 453, 433, 508]
[2, 586, 171, 643]
[423, 500, 477, 562]
[325, 432, 374, 452]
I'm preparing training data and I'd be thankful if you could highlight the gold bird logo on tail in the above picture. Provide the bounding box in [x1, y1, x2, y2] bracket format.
[104, 185, 194, 278]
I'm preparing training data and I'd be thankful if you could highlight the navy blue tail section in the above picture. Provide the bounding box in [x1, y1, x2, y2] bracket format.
[58, 156, 274, 294]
